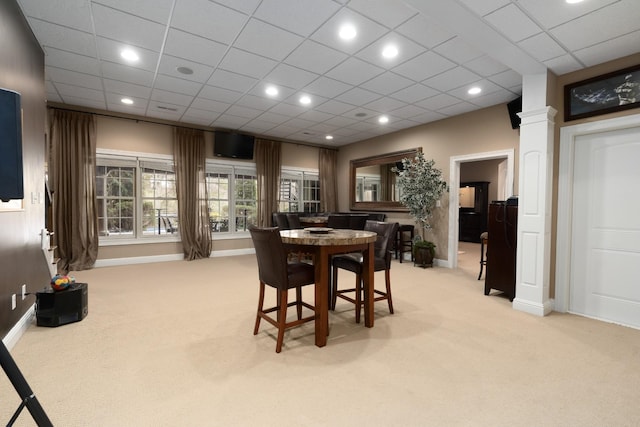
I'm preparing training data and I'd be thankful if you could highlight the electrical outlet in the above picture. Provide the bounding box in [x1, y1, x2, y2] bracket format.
[21, 284, 27, 300]
[11, 294, 16, 310]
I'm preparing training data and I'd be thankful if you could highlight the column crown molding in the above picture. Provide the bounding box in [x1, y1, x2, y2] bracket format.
[519, 106, 557, 126]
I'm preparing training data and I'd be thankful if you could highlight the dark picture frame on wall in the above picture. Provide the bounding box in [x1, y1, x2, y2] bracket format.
[565, 64, 640, 121]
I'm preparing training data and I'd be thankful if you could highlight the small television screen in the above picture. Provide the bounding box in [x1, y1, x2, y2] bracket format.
[213, 131, 255, 160]
[507, 96, 522, 129]
[0, 88, 24, 202]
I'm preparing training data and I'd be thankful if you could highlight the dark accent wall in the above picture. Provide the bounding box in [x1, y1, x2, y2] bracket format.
[0, 0, 48, 338]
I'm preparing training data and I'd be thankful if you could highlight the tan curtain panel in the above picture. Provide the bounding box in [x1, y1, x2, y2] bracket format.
[49, 109, 99, 273]
[255, 138, 281, 227]
[173, 127, 212, 260]
[319, 148, 338, 212]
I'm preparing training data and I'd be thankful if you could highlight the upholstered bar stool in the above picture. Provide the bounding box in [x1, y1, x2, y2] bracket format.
[478, 231, 488, 280]
[395, 224, 414, 263]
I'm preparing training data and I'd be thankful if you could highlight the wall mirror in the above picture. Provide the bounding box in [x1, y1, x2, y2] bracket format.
[349, 148, 421, 212]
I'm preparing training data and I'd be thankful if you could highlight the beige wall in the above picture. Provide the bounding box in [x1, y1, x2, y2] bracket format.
[460, 159, 504, 203]
[337, 103, 520, 260]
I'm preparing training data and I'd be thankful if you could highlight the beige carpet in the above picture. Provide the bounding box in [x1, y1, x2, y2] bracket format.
[2, 243, 639, 426]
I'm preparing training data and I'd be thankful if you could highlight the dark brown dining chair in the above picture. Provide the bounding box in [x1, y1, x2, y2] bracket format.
[249, 226, 315, 353]
[348, 214, 368, 230]
[286, 213, 302, 229]
[327, 214, 349, 229]
[331, 221, 399, 323]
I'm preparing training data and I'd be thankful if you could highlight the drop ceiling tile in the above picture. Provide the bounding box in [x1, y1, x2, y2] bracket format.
[283, 93, 328, 109]
[180, 114, 215, 127]
[268, 102, 307, 117]
[92, 0, 174, 24]
[264, 64, 319, 90]
[148, 102, 187, 115]
[389, 83, 439, 103]
[297, 109, 334, 123]
[43, 47, 100, 76]
[154, 74, 203, 96]
[488, 69, 523, 89]
[234, 94, 279, 111]
[190, 97, 231, 113]
[198, 85, 244, 104]
[150, 89, 194, 107]
[158, 55, 214, 84]
[448, 79, 503, 101]
[284, 40, 349, 74]
[348, 0, 418, 29]
[359, 72, 414, 96]
[393, 51, 456, 82]
[518, 0, 619, 30]
[63, 96, 107, 110]
[146, 109, 185, 122]
[163, 29, 228, 68]
[542, 55, 586, 76]
[395, 13, 455, 49]
[103, 79, 152, 98]
[463, 55, 510, 77]
[410, 110, 447, 124]
[518, 33, 567, 63]
[281, 117, 316, 129]
[240, 120, 277, 134]
[18, 0, 93, 31]
[96, 37, 159, 72]
[415, 93, 460, 110]
[326, 57, 385, 86]
[218, 48, 278, 80]
[225, 105, 264, 120]
[183, 107, 217, 121]
[26, 19, 96, 57]
[212, 115, 253, 129]
[102, 62, 154, 86]
[456, 0, 511, 17]
[335, 87, 381, 106]
[439, 102, 477, 117]
[256, 111, 292, 125]
[390, 104, 431, 119]
[45, 91, 63, 103]
[55, 82, 105, 101]
[309, 8, 389, 55]
[471, 89, 519, 108]
[170, 0, 248, 45]
[423, 66, 481, 92]
[247, 84, 296, 102]
[314, 99, 359, 116]
[355, 32, 426, 69]
[484, 4, 542, 43]
[434, 37, 484, 65]
[234, 19, 304, 62]
[207, 69, 258, 93]
[92, 4, 166, 52]
[45, 66, 103, 90]
[322, 115, 359, 128]
[572, 30, 640, 67]
[254, 0, 341, 37]
[363, 96, 406, 113]
[302, 77, 351, 98]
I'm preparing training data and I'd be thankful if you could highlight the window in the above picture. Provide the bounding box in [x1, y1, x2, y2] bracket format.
[206, 162, 257, 234]
[96, 153, 177, 240]
[279, 169, 320, 213]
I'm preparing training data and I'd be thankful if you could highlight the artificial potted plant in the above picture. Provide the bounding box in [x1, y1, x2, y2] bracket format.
[394, 151, 448, 268]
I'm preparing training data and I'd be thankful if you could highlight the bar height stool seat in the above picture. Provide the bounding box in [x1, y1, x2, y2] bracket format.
[478, 231, 488, 280]
[395, 224, 414, 263]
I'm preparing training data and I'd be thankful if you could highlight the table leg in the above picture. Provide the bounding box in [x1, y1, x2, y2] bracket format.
[363, 241, 375, 328]
[314, 247, 329, 347]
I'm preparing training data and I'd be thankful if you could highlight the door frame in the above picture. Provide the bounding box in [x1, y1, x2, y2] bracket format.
[447, 149, 515, 268]
[556, 113, 640, 312]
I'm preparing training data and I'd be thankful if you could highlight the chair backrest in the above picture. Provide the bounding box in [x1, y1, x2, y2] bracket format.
[273, 213, 289, 229]
[327, 214, 350, 229]
[367, 213, 386, 222]
[286, 213, 302, 229]
[249, 226, 289, 290]
[365, 221, 399, 267]
[348, 214, 368, 230]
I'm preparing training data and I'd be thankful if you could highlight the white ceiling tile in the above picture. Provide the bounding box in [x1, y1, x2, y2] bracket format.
[240, 120, 277, 134]
[302, 77, 351, 98]
[284, 40, 349, 74]
[410, 110, 447, 123]
[96, 37, 159, 72]
[190, 97, 231, 113]
[153, 74, 203, 96]
[18, 0, 92, 31]
[164, 29, 228, 68]
[309, 8, 389, 55]
[389, 83, 439, 103]
[335, 87, 381, 106]
[326, 57, 385, 86]
[456, 0, 511, 17]
[256, 111, 292, 125]
[464, 55, 510, 77]
[27, 19, 96, 57]
[393, 51, 456, 81]
[254, 0, 341, 37]
[101, 62, 155, 86]
[297, 109, 334, 123]
[359, 72, 414, 96]
[103, 79, 152, 98]
[471, 89, 520, 108]
[322, 115, 359, 128]
[148, 101, 186, 115]
[415, 93, 461, 110]
[158, 56, 214, 84]
[315, 99, 359, 115]
[150, 89, 194, 107]
[234, 19, 304, 62]
[198, 86, 243, 104]
[268, 102, 307, 117]
[56, 82, 105, 101]
[180, 114, 215, 126]
[225, 105, 264, 120]
[92, 0, 174, 24]
[423, 66, 481, 92]
[170, 0, 248, 45]
[218, 48, 278, 81]
[439, 102, 478, 117]
[264, 64, 319, 90]
[63, 95, 107, 110]
[518, 33, 567, 63]
[517, 0, 620, 30]
[488, 69, 523, 89]
[484, 4, 542, 43]
[363, 97, 406, 113]
[207, 69, 258, 93]
[212, 115, 253, 129]
[45, 66, 102, 90]
[234, 94, 278, 111]
[43, 47, 100, 76]
[92, 4, 166, 51]
[347, 0, 418, 29]
[45, 91, 63, 103]
[395, 13, 455, 49]
[572, 30, 640, 68]
[146, 109, 185, 122]
[390, 104, 431, 118]
[433, 37, 484, 65]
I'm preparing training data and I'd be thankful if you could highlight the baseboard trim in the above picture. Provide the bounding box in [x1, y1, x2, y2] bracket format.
[94, 248, 256, 268]
[2, 305, 35, 350]
[512, 297, 554, 316]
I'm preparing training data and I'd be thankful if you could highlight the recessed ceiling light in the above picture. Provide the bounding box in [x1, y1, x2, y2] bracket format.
[121, 98, 134, 105]
[299, 95, 311, 105]
[339, 24, 357, 41]
[382, 44, 398, 59]
[566, 0, 583, 3]
[120, 49, 139, 62]
[265, 86, 278, 96]
[176, 66, 193, 75]
[378, 115, 389, 124]
[468, 87, 482, 95]
[325, 135, 333, 140]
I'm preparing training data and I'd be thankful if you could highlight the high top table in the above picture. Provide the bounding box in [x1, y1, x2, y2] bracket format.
[280, 228, 377, 347]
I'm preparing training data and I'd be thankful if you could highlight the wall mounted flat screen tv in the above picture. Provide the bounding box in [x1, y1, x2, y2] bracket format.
[0, 88, 23, 202]
[507, 96, 522, 129]
[213, 131, 255, 160]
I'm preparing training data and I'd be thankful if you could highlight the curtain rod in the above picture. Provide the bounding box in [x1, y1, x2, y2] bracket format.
[47, 104, 338, 151]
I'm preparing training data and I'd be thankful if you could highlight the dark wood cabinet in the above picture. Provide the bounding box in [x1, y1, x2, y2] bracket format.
[459, 181, 489, 243]
[485, 203, 517, 301]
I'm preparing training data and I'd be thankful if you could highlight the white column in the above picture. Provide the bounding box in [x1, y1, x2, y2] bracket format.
[513, 74, 556, 316]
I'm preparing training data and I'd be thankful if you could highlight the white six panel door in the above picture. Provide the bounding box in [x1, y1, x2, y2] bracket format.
[570, 126, 640, 328]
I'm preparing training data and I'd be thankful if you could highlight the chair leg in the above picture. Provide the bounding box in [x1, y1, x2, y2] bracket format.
[355, 273, 362, 324]
[331, 266, 338, 310]
[296, 287, 302, 320]
[276, 289, 288, 353]
[254, 281, 265, 335]
[385, 270, 394, 314]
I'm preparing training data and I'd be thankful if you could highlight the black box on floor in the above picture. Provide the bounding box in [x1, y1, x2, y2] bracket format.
[36, 282, 88, 327]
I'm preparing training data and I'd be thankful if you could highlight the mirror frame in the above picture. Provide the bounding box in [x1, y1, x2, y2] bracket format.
[349, 148, 422, 212]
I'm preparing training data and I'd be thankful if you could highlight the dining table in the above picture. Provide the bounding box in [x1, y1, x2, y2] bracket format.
[279, 228, 378, 348]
